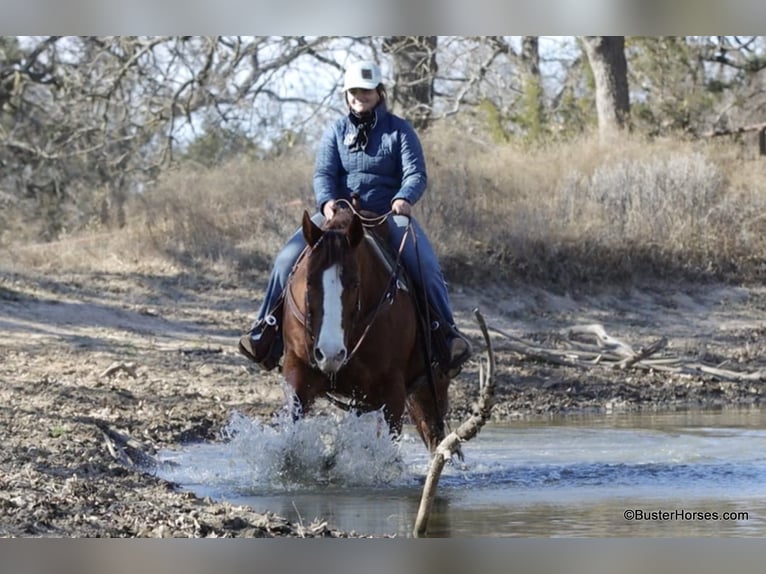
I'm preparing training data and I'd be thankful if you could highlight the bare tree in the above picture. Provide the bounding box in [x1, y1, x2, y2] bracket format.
[433, 37, 583, 140]
[580, 36, 630, 140]
[11, 36, 758, 242]
[382, 36, 438, 129]
[0, 36, 341, 239]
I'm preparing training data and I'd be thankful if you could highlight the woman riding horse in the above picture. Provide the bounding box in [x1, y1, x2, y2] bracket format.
[239, 60, 472, 377]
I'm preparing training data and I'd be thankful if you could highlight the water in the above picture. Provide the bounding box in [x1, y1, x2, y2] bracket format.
[156, 407, 766, 537]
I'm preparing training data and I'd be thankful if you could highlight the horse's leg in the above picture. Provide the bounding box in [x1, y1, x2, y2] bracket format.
[405, 372, 450, 453]
[281, 355, 326, 421]
[361, 372, 407, 440]
[383, 385, 406, 439]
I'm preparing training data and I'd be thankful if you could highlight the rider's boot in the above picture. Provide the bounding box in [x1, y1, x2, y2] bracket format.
[238, 301, 283, 371]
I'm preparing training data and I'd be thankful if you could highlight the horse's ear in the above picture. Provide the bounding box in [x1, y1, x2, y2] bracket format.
[347, 213, 364, 248]
[302, 211, 323, 247]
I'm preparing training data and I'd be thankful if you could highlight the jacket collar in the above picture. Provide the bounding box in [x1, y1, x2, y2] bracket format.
[344, 104, 388, 151]
[347, 102, 388, 127]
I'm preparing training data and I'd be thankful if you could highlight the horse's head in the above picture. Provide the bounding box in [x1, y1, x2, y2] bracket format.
[301, 209, 365, 374]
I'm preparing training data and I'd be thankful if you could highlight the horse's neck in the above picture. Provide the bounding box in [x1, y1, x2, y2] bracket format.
[357, 240, 393, 310]
[286, 255, 309, 323]
[360, 230, 395, 276]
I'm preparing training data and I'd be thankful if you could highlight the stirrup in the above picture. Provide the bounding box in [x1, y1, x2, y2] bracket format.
[447, 332, 472, 378]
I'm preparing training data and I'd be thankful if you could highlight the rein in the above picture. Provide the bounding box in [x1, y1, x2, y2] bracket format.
[410, 218, 446, 439]
[336, 197, 442, 424]
[343, 217, 410, 364]
[342, 196, 444, 437]
[344, 205, 444, 440]
[334, 198, 391, 226]
[333, 197, 411, 366]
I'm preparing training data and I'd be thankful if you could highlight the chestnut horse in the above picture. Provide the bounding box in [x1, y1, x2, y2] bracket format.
[280, 208, 450, 452]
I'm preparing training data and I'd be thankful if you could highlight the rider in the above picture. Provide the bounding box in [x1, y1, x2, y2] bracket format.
[239, 60, 472, 377]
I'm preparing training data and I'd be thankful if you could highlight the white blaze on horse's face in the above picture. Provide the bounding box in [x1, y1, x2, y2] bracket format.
[314, 263, 348, 373]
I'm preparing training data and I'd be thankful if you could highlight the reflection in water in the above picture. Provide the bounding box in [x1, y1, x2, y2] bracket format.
[157, 407, 766, 537]
[435, 499, 764, 537]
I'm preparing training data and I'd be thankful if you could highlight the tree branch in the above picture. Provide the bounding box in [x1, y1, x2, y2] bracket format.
[491, 323, 765, 383]
[413, 308, 495, 537]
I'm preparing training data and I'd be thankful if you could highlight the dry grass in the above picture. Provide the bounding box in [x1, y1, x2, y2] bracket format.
[131, 155, 314, 274]
[4, 130, 765, 290]
[419, 127, 766, 287]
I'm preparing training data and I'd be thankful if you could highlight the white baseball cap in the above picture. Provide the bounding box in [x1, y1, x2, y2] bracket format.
[342, 61, 382, 91]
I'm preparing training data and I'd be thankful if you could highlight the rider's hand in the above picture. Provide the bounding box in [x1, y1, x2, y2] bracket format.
[322, 200, 338, 220]
[391, 198, 412, 216]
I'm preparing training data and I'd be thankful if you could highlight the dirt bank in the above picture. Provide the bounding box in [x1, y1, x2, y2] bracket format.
[2, 266, 765, 537]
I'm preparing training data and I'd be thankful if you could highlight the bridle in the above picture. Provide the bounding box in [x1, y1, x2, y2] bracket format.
[292, 200, 411, 376]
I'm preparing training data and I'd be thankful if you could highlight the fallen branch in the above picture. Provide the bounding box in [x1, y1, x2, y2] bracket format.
[567, 324, 636, 357]
[703, 122, 766, 137]
[488, 326, 592, 368]
[99, 361, 138, 379]
[491, 323, 765, 383]
[413, 308, 495, 538]
[178, 347, 223, 356]
[615, 336, 669, 370]
[96, 421, 157, 469]
[681, 364, 766, 382]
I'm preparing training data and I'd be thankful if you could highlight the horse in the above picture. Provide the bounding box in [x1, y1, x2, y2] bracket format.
[280, 207, 451, 452]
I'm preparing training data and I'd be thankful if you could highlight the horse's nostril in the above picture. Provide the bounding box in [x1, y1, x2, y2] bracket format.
[314, 346, 347, 367]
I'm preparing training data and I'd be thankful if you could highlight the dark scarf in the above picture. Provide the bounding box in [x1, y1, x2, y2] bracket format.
[345, 108, 377, 152]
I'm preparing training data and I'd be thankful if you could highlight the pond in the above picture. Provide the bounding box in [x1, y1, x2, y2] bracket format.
[156, 407, 766, 537]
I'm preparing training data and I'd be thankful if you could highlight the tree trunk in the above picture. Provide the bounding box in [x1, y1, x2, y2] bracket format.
[382, 36, 438, 130]
[581, 36, 630, 140]
[520, 36, 545, 140]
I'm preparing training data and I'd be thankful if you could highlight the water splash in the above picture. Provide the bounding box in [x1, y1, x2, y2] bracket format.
[158, 408, 408, 494]
[224, 408, 407, 490]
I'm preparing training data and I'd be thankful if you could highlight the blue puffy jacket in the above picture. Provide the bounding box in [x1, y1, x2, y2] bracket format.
[313, 105, 427, 215]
